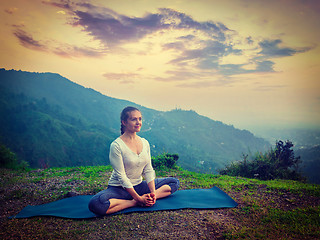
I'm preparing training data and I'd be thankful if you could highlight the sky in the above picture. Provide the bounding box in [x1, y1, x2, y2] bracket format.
[1, 0, 319, 133]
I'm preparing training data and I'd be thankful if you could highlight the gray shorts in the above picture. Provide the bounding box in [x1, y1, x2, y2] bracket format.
[88, 177, 179, 216]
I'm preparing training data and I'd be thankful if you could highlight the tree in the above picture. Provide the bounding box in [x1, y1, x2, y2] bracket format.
[272, 140, 302, 180]
[0, 144, 19, 169]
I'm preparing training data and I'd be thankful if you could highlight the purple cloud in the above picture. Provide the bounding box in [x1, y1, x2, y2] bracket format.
[258, 39, 310, 57]
[72, 10, 163, 47]
[219, 60, 275, 76]
[45, 1, 229, 47]
[255, 61, 275, 72]
[52, 45, 106, 58]
[13, 27, 105, 58]
[166, 40, 241, 72]
[13, 29, 47, 51]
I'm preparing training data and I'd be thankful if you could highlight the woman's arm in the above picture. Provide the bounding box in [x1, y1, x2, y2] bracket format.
[142, 139, 156, 184]
[148, 179, 156, 193]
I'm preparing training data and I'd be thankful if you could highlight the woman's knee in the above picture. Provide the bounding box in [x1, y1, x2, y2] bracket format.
[168, 178, 180, 193]
[88, 196, 110, 216]
[155, 177, 179, 193]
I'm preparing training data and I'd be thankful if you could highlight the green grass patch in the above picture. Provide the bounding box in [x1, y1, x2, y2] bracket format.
[262, 206, 320, 239]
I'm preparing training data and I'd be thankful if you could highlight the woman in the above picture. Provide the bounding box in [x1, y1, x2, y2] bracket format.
[88, 106, 179, 215]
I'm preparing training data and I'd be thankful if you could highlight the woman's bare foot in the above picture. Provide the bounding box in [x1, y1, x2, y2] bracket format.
[150, 192, 156, 199]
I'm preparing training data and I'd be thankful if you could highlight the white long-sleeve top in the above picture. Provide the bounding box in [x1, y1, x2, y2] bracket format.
[108, 137, 156, 189]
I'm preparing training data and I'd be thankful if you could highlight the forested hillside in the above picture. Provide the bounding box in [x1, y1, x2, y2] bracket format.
[0, 68, 270, 172]
[296, 146, 320, 184]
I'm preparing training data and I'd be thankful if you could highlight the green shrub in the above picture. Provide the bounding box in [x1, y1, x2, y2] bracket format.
[0, 144, 30, 170]
[220, 140, 304, 181]
[0, 144, 19, 169]
[152, 153, 179, 170]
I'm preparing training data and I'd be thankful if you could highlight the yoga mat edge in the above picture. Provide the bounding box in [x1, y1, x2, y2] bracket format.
[9, 186, 237, 219]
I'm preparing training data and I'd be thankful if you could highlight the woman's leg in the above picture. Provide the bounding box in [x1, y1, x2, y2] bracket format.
[106, 198, 137, 214]
[105, 180, 177, 214]
[154, 184, 172, 199]
[135, 177, 180, 199]
[154, 177, 180, 195]
[88, 186, 133, 216]
[89, 178, 180, 216]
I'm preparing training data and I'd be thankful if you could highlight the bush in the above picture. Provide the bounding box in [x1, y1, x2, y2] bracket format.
[219, 140, 304, 181]
[152, 153, 179, 170]
[0, 144, 30, 170]
[0, 144, 19, 169]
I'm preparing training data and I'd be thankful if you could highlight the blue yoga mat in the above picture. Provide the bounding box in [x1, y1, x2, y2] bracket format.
[9, 187, 237, 219]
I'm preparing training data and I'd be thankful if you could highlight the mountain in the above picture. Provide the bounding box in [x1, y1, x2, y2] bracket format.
[254, 127, 320, 149]
[0, 68, 270, 173]
[296, 145, 320, 184]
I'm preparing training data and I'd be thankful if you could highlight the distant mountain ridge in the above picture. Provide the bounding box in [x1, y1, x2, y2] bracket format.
[0, 68, 270, 173]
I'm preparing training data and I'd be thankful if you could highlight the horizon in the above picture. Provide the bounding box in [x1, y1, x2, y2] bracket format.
[1, 0, 319, 132]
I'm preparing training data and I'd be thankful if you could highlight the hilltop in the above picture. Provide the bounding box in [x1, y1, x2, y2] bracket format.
[0, 68, 269, 173]
[0, 166, 319, 239]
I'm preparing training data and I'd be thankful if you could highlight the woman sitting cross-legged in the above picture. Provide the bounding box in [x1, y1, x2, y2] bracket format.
[88, 106, 180, 215]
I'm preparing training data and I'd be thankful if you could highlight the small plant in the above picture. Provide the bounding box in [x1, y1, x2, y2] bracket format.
[151, 153, 179, 170]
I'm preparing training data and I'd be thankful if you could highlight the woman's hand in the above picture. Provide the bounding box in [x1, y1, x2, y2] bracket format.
[145, 192, 156, 206]
[137, 193, 156, 207]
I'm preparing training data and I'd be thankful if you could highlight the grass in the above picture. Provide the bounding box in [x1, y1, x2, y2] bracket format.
[0, 166, 319, 239]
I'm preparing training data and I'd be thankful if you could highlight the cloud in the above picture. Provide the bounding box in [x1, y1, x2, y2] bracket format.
[13, 27, 105, 58]
[166, 40, 238, 69]
[13, 29, 47, 51]
[165, 37, 311, 76]
[219, 64, 246, 75]
[41, 0, 73, 10]
[246, 36, 254, 45]
[154, 70, 203, 82]
[218, 60, 275, 75]
[176, 81, 216, 88]
[102, 72, 140, 84]
[254, 84, 286, 91]
[162, 42, 185, 51]
[52, 45, 106, 58]
[177, 34, 196, 40]
[17, 1, 315, 81]
[255, 61, 275, 72]
[103, 72, 140, 80]
[4, 7, 18, 14]
[258, 39, 311, 57]
[44, 1, 229, 48]
[176, 76, 234, 88]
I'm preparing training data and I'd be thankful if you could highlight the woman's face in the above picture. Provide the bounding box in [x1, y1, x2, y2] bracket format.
[123, 110, 142, 133]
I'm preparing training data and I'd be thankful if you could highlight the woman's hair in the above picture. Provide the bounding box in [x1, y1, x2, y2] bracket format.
[120, 106, 140, 135]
